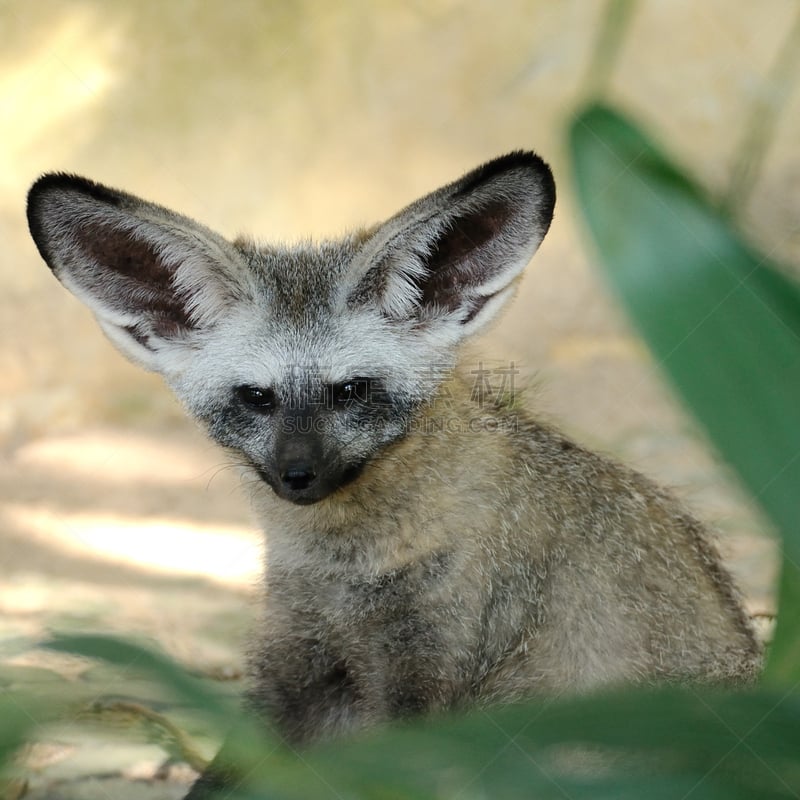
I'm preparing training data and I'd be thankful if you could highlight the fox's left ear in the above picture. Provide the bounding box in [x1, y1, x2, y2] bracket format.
[345, 151, 555, 337]
[27, 174, 250, 374]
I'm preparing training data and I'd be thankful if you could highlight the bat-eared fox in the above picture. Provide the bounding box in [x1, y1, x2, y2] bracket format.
[27, 152, 760, 797]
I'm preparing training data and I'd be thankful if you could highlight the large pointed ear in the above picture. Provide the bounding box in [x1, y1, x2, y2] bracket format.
[27, 174, 250, 373]
[344, 151, 555, 338]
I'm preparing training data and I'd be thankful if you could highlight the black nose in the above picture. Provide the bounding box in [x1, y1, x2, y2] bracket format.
[280, 464, 317, 491]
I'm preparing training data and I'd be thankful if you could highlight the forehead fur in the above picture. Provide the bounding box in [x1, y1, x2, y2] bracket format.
[183, 233, 448, 401]
[234, 234, 365, 326]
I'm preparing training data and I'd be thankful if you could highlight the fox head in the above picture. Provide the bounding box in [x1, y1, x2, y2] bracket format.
[27, 153, 555, 505]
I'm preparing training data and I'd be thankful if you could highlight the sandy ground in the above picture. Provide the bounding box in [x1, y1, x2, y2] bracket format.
[0, 425, 256, 797]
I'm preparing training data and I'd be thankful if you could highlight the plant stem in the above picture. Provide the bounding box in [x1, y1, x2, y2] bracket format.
[723, 7, 800, 218]
[583, 0, 639, 99]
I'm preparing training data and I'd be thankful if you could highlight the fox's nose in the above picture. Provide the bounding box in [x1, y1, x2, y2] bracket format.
[280, 464, 317, 491]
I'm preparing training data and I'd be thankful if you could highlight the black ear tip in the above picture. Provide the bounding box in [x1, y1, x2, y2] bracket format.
[498, 150, 556, 202]
[503, 151, 556, 231]
[28, 172, 122, 209]
[28, 172, 81, 205]
[491, 149, 553, 176]
[28, 173, 84, 230]
[455, 150, 556, 206]
[27, 173, 56, 221]
[27, 173, 128, 258]
[26, 173, 70, 260]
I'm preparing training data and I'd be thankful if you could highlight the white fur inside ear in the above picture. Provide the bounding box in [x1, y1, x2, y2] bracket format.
[97, 317, 164, 370]
[458, 282, 520, 337]
[380, 253, 428, 318]
[141, 213, 256, 329]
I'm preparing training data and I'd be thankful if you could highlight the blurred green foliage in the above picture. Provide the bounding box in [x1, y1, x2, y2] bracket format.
[570, 104, 800, 685]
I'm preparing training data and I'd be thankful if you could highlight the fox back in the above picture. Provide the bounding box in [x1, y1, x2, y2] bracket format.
[27, 153, 760, 795]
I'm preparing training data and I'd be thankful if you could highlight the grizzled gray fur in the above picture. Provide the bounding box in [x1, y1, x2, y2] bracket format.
[27, 153, 760, 798]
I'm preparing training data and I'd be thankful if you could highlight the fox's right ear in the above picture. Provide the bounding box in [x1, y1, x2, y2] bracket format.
[27, 174, 249, 373]
[344, 151, 556, 341]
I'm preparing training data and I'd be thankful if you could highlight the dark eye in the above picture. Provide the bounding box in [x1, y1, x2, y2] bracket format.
[236, 385, 277, 411]
[332, 378, 371, 406]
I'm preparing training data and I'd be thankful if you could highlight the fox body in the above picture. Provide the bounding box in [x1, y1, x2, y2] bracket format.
[27, 153, 760, 795]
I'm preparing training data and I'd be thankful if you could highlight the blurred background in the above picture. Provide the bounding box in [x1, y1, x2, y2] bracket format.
[3, 0, 799, 441]
[1, 1, 797, 791]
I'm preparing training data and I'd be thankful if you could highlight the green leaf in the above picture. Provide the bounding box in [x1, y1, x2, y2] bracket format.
[34, 634, 800, 797]
[44, 634, 233, 719]
[568, 103, 800, 683]
[41, 635, 280, 792]
[242, 688, 800, 799]
[0, 692, 42, 778]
